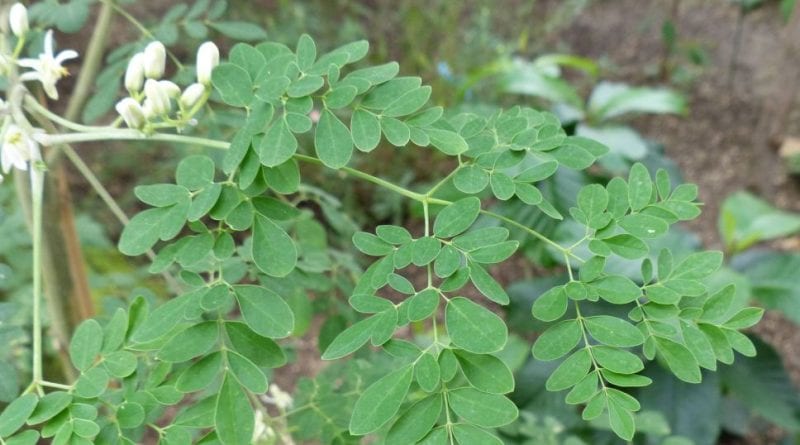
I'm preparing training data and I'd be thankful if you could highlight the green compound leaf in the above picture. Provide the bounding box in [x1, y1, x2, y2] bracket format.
[0, 393, 38, 437]
[446, 297, 508, 354]
[385, 394, 442, 445]
[251, 214, 297, 277]
[349, 365, 413, 435]
[584, 315, 644, 347]
[433, 197, 481, 238]
[215, 373, 253, 445]
[448, 388, 518, 428]
[70, 319, 103, 372]
[532, 319, 582, 361]
[234, 285, 295, 339]
[455, 350, 515, 394]
[315, 108, 354, 168]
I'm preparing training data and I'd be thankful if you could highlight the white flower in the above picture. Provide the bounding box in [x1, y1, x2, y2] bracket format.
[143, 41, 166, 79]
[115, 98, 145, 129]
[268, 384, 293, 410]
[124, 53, 145, 93]
[196, 41, 219, 86]
[9, 3, 28, 37]
[144, 79, 171, 115]
[18, 30, 79, 100]
[180, 82, 205, 108]
[1, 124, 39, 174]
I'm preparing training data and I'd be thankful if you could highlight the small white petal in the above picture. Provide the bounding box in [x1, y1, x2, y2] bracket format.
[54, 49, 79, 64]
[144, 79, 170, 115]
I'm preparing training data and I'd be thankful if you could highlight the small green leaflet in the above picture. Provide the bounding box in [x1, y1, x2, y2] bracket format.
[433, 198, 481, 238]
[349, 365, 413, 435]
[385, 394, 442, 445]
[447, 388, 518, 428]
[315, 109, 353, 168]
[70, 319, 103, 372]
[251, 215, 297, 277]
[234, 285, 295, 339]
[215, 373, 254, 445]
[445, 297, 508, 354]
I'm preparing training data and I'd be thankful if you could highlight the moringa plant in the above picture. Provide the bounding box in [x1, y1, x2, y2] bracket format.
[0, 2, 763, 444]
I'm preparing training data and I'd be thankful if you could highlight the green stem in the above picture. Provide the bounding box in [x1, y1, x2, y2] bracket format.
[34, 129, 575, 257]
[30, 167, 44, 386]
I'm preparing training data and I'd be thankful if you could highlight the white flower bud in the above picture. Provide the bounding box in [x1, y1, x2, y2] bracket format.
[115, 98, 145, 129]
[143, 41, 166, 79]
[141, 99, 156, 120]
[124, 53, 145, 93]
[180, 82, 205, 108]
[158, 80, 181, 99]
[196, 41, 219, 86]
[144, 79, 171, 115]
[9, 3, 28, 38]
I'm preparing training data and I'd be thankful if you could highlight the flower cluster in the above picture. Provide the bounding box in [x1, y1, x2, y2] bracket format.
[0, 3, 51, 182]
[115, 41, 219, 131]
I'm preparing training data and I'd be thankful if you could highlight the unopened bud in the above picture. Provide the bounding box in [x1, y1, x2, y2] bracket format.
[124, 53, 145, 93]
[115, 98, 145, 129]
[9, 3, 28, 38]
[180, 83, 205, 108]
[143, 41, 166, 79]
[144, 79, 171, 115]
[196, 41, 219, 86]
[158, 80, 181, 99]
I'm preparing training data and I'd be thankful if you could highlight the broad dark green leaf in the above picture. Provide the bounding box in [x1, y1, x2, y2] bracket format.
[531, 286, 568, 322]
[211, 63, 253, 107]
